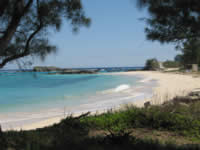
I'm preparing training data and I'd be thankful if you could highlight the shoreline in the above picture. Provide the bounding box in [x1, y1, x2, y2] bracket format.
[2, 71, 200, 131]
[122, 71, 200, 104]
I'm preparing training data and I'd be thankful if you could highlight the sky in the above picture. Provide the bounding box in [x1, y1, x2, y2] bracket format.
[5, 0, 178, 69]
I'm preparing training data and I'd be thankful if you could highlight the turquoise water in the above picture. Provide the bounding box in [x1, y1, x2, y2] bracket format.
[0, 72, 141, 114]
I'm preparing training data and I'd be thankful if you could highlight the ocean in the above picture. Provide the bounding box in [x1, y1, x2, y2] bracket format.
[0, 67, 155, 129]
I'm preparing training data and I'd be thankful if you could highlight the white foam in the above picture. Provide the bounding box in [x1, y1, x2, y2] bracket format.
[139, 77, 153, 83]
[114, 84, 130, 92]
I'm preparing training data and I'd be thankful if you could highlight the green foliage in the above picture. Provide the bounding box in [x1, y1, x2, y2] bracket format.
[0, 0, 91, 68]
[189, 102, 200, 120]
[83, 103, 200, 138]
[163, 60, 180, 68]
[137, 0, 200, 43]
[0, 126, 7, 150]
[144, 58, 159, 70]
[145, 108, 200, 135]
[138, 0, 200, 70]
[174, 55, 182, 63]
[176, 39, 200, 67]
[82, 110, 130, 136]
[3, 100, 200, 150]
[3, 116, 90, 150]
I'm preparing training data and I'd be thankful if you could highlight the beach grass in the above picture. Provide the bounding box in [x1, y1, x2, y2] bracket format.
[81, 103, 200, 140]
[1, 96, 200, 150]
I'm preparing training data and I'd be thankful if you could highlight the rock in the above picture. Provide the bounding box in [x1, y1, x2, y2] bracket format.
[33, 66, 99, 74]
[48, 69, 98, 75]
[33, 66, 61, 72]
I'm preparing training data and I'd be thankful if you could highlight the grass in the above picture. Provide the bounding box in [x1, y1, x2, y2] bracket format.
[1, 96, 200, 150]
[81, 104, 200, 139]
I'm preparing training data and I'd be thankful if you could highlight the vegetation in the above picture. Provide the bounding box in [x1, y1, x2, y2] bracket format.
[144, 58, 160, 70]
[1, 96, 200, 150]
[163, 60, 180, 68]
[174, 40, 200, 68]
[82, 103, 200, 139]
[138, 0, 200, 70]
[137, 0, 200, 44]
[1, 1, 200, 149]
[0, 0, 90, 68]
[1, 0, 200, 70]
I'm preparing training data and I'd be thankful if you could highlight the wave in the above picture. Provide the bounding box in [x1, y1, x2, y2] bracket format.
[114, 84, 130, 92]
[100, 84, 131, 94]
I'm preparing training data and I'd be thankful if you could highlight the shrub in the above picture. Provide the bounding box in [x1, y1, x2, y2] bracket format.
[83, 104, 200, 138]
[83, 110, 133, 137]
[163, 60, 180, 68]
[144, 58, 160, 71]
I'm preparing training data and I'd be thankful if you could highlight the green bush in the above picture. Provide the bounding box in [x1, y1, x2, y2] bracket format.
[3, 101, 200, 150]
[144, 58, 160, 70]
[83, 110, 133, 136]
[163, 60, 180, 68]
[83, 105, 200, 138]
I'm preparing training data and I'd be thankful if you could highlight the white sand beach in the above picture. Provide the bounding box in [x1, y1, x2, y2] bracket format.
[6, 71, 200, 131]
[118, 71, 200, 106]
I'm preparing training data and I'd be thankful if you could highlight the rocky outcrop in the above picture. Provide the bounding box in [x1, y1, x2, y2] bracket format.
[33, 66, 99, 74]
[33, 66, 61, 72]
[48, 69, 98, 75]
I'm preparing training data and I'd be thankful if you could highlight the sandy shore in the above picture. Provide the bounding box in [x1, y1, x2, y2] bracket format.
[7, 71, 200, 131]
[118, 71, 200, 106]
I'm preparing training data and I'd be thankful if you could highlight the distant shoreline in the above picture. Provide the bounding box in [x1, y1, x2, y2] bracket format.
[0, 66, 145, 73]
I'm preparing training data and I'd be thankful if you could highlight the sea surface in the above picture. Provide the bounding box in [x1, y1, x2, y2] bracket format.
[0, 67, 156, 129]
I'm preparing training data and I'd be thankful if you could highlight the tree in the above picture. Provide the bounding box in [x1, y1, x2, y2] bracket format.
[0, 126, 7, 150]
[0, 0, 90, 68]
[163, 60, 180, 68]
[174, 54, 183, 63]
[177, 39, 200, 67]
[144, 58, 159, 70]
[137, 0, 200, 44]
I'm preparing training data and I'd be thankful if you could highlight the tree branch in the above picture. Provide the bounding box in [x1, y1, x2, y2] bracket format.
[0, 0, 33, 53]
[0, 0, 45, 68]
[0, 24, 43, 68]
[15, 30, 27, 39]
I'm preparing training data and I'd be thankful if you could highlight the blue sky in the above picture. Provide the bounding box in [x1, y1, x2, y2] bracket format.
[6, 0, 178, 69]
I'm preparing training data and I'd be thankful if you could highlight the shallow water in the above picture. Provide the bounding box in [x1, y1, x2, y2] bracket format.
[0, 72, 141, 113]
[0, 71, 156, 130]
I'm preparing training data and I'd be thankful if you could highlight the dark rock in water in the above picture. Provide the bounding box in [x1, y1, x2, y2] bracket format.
[33, 66, 61, 72]
[48, 70, 98, 75]
[33, 66, 99, 74]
